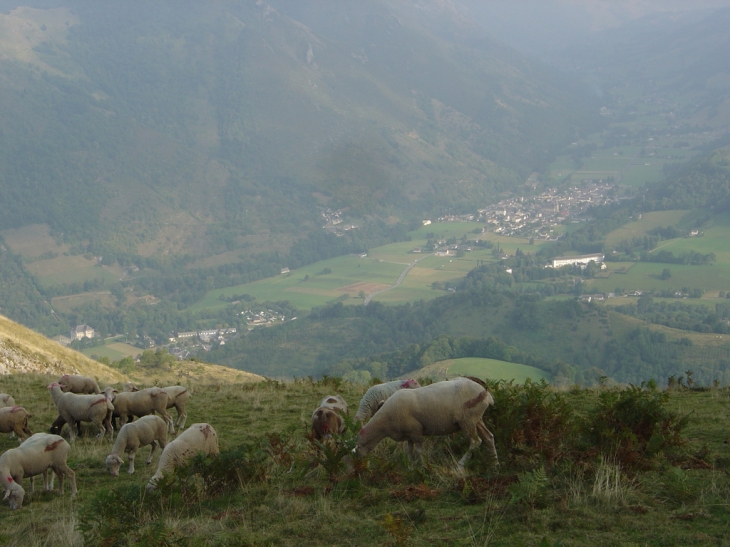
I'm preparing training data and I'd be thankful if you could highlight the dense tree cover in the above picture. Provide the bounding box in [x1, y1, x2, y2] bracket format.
[613, 297, 730, 334]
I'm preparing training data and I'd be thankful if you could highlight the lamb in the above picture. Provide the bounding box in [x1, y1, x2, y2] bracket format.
[0, 407, 33, 442]
[146, 423, 219, 491]
[354, 377, 499, 469]
[311, 395, 348, 440]
[123, 383, 191, 431]
[0, 394, 16, 408]
[0, 432, 77, 509]
[47, 382, 114, 442]
[103, 387, 174, 434]
[105, 415, 168, 476]
[58, 374, 101, 394]
[354, 379, 420, 423]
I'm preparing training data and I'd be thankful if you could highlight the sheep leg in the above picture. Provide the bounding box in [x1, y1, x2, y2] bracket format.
[405, 440, 423, 465]
[29, 475, 35, 494]
[128, 448, 137, 474]
[161, 410, 175, 434]
[53, 464, 77, 497]
[458, 429, 482, 469]
[45, 469, 55, 491]
[95, 419, 106, 440]
[476, 421, 499, 464]
[176, 407, 187, 430]
[146, 441, 158, 466]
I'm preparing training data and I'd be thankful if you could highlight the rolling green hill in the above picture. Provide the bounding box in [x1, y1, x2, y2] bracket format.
[405, 357, 551, 383]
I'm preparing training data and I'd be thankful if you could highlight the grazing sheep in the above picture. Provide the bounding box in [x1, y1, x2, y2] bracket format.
[103, 387, 174, 434]
[0, 433, 77, 509]
[105, 415, 168, 476]
[0, 394, 16, 408]
[354, 377, 498, 469]
[123, 383, 191, 431]
[311, 395, 348, 440]
[146, 423, 219, 491]
[354, 379, 420, 423]
[58, 374, 101, 394]
[0, 407, 33, 442]
[47, 383, 114, 442]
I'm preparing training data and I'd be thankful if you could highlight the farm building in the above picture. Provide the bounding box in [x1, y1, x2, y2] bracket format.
[549, 253, 605, 269]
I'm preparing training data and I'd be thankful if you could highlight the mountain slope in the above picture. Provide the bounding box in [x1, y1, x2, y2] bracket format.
[0, 0, 601, 258]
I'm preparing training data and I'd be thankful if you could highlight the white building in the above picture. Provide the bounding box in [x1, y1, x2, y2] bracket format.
[550, 253, 605, 269]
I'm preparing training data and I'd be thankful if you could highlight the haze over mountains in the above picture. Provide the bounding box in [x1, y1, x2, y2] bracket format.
[1, 0, 730, 382]
[0, 0, 600, 258]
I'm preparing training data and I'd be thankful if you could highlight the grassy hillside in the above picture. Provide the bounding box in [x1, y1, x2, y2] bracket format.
[406, 357, 551, 383]
[1, 373, 730, 546]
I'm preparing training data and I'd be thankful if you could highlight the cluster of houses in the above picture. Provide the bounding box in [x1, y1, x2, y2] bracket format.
[478, 182, 622, 238]
[321, 208, 358, 236]
[240, 309, 289, 330]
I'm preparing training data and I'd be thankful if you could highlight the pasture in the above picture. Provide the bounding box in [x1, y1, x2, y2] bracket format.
[190, 224, 543, 312]
[604, 210, 691, 248]
[2, 373, 730, 546]
[407, 357, 552, 383]
[81, 342, 143, 361]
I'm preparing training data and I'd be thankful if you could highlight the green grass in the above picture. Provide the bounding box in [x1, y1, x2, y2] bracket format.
[410, 357, 551, 383]
[604, 210, 692, 248]
[81, 342, 142, 361]
[4, 373, 730, 546]
[190, 225, 543, 313]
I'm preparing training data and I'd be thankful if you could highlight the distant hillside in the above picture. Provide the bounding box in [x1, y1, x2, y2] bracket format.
[0, 312, 264, 386]
[0, 1, 600, 257]
[0, 312, 125, 380]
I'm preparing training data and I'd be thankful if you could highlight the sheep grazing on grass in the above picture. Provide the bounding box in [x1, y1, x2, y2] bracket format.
[124, 383, 191, 432]
[0, 407, 33, 442]
[146, 423, 219, 491]
[354, 377, 498, 469]
[103, 387, 174, 434]
[0, 433, 77, 509]
[58, 374, 101, 394]
[105, 415, 168, 476]
[0, 394, 16, 408]
[47, 383, 114, 442]
[312, 395, 348, 440]
[354, 379, 420, 423]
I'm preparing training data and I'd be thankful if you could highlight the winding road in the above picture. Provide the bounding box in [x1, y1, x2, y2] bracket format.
[363, 254, 434, 306]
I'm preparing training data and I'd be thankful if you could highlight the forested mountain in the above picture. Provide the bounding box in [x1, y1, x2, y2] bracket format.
[0, 0, 601, 257]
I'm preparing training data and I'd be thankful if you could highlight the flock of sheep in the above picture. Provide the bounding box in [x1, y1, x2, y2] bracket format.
[1, 374, 498, 510]
[0, 374, 217, 509]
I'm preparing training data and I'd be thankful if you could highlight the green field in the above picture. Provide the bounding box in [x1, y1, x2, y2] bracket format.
[81, 342, 142, 361]
[190, 224, 543, 312]
[604, 210, 692, 248]
[410, 357, 552, 383]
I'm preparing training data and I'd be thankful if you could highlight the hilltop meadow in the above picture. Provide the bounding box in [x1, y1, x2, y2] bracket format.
[2, 373, 730, 546]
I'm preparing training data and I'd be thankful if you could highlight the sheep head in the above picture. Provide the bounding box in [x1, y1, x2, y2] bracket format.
[3, 478, 25, 510]
[105, 454, 124, 477]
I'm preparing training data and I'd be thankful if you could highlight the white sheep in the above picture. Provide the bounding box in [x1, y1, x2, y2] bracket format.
[58, 374, 101, 394]
[47, 382, 114, 442]
[311, 395, 348, 440]
[354, 377, 498, 469]
[124, 383, 191, 431]
[104, 387, 174, 434]
[354, 379, 420, 422]
[0, 433, 77, 509]
[0, 394, 16, 408]
[146, 423, 219, 491]
[105, 415, 168, 476]
[0, 407, 33, 442]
